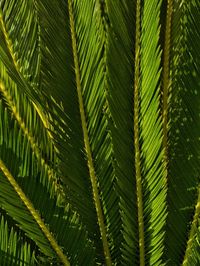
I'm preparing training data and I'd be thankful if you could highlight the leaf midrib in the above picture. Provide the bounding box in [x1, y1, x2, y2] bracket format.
[67, 1, 112, 265]
[134, 1, 145, 265]
[162, 0, 173, 161]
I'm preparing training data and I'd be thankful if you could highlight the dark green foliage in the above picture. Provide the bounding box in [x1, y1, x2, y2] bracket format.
[0, 0, 200, 265]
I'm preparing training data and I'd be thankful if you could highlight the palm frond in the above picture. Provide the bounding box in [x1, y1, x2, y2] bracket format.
[164, 0, 200, 264]
[68, 0, 112, 262]
[0, 65, 62, 198]
[34, 0, 122, 264]
[105, 0, 167, 265]
[0, 68, 95, 265]
[105, 1, 137, 264]
[0, 0, 200, 264]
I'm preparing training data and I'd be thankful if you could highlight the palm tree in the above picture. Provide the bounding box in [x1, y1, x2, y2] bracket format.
[0, 0, 199, 265]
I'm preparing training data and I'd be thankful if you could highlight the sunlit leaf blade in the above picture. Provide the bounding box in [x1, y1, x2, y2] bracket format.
[105, 1, 137, 263]
[0, 213, 36, 266]
[140, 0, 167, 264]
[105, 0, 167, 265]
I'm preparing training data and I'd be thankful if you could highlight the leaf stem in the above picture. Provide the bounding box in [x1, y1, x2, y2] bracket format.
[0, 159, 70, 266]
[162, 0, 173, 161]
[67, 1, 112, 265]
[134, 1, 145, 265]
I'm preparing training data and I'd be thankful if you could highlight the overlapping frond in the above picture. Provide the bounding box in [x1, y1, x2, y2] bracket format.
[164, 0, 200, 264]
[0, 0, 96, 264]
[34, 0, 121, 264]
[35, 0, 95, 226]
[0, 92, 95, 264]
[139, 1, 167, 264]
[0, 0, 200, 264]
[105, 0, 167, 265]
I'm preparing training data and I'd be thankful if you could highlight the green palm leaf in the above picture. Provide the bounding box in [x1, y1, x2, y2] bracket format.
[0, 0, 200, 265]
[35, 0, 121, 263]
[105, 0, 167, 264]
[0, 94, 95, 264]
